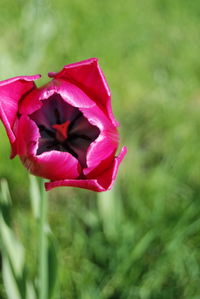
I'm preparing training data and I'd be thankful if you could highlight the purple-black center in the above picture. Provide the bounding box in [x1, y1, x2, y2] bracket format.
[30, 94, 100, 167]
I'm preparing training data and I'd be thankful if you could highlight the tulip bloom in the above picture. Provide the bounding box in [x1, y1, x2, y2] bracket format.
[0, 58, 127, 191]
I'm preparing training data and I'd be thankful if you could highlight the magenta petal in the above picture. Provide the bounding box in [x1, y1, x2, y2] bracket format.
[45, 146, 127, 192]
[83, 133, 118, 176]
[83, 148, 116, 179]
[78, 104, 119, 174]
[45, 179, 105, 192]
[15, 115, 40, 156]
[96, 146, 127, 190]
[48, 58, 119, 126]
[20, 79, 95, 115]
[54, 79, 96, 108]
[21, 150, 81, 181]
[19, 88, 43, 115]
[0, 75, 40, 143]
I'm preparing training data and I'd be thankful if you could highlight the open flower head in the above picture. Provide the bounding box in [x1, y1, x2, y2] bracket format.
[0, 58, 127, 191]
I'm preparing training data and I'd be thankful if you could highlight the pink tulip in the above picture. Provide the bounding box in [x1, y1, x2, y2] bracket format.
[0, 58, 127, 191]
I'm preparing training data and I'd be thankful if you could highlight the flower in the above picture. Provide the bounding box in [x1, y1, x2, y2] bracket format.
[0, 58, 127, 191]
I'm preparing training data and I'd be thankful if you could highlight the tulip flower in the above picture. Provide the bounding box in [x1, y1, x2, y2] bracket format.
[0, 58, 127, 191]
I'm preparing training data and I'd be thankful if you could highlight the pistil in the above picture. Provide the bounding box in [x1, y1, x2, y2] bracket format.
[52, 120, 70, 142]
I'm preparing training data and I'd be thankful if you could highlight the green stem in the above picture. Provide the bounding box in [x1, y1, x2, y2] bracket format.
[39, 179, 48, 299]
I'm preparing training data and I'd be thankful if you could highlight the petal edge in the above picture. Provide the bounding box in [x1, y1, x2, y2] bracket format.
[45, 146, 127, 192]
[48, 58, 119, 126]
[0, 75, 41, 143]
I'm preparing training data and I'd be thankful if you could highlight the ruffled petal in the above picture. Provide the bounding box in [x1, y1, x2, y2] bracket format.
[48, 58, 119, 126]
[21, 150, 81, 181]
[20, 79, 95, 115]
[0, 75, 40, 143]
[45, 146, 127, 192]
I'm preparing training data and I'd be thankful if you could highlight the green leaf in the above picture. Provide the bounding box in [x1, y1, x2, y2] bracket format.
[2, 257, 22, 299]
[0, 179, 12, 205]
[98, 186, 124, 240]
[0, 179, 12, 225]
[26, 281, 37, 299]
[0, 215, 25, 278]
[47, 230, 58, 299]
[29, 175, 41, 219]
[0, 179, 37, 299]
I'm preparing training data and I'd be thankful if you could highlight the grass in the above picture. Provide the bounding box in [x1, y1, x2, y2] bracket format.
[1, 0, 200, 298]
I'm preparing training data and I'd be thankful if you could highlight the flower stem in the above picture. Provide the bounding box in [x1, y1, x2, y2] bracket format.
[39, 179, 48, 299]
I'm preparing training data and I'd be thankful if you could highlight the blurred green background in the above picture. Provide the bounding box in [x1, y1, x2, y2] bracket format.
[1, 0, 200, 298]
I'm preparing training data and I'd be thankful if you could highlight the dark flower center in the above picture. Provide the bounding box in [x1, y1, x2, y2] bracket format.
[30, 94, 100, 167]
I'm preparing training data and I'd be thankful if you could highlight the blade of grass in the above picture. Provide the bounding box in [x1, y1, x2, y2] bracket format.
[38, 179, 48, 299]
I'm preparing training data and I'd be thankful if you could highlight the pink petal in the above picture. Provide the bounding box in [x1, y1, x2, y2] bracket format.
[15, 115, 40, 157]
[0, 75, 40, 143]
[20, 79, 95, 115]
[19, 88, 43, 115]
[21, 150, 81, 181]
[45, 146, 127, 192]
[78, 104, 119, 174]
[45, 178, 105, 192]
[84, 148, 116, 179]
[48, 58, 119, 126]
[83, 132, 118, 176]
[96, 146, 127, 190]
